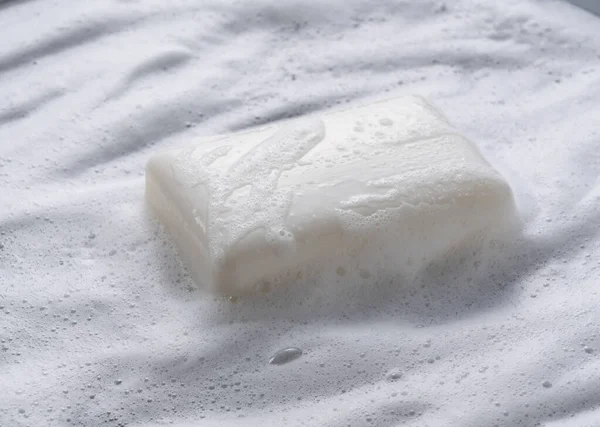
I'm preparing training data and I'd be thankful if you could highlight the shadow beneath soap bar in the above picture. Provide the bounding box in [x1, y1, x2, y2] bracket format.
[148, 186, 600, 328]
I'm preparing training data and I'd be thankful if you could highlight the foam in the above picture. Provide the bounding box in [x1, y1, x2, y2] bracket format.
[7, 1, 600, 425]
[146, 96, 517, 295]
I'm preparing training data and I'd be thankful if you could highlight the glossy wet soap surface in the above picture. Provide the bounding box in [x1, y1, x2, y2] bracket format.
[146, 96, 516, 294]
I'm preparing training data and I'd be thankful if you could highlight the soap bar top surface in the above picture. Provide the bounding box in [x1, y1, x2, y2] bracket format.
[146, 96, 516, 295]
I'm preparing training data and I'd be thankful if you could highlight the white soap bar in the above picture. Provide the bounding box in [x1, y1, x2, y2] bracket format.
[146, 96, 516, 295]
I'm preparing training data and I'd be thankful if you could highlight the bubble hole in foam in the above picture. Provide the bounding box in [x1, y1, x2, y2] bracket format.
[145, 95, 518, 296]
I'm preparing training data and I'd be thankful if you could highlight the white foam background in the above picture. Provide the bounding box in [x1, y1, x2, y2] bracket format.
[2, 0, 600, 426]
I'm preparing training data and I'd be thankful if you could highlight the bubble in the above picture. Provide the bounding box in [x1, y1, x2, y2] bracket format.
[268, 347, 303, 365]
[542, 381, 552, 388]
[386, 368, 402, 381]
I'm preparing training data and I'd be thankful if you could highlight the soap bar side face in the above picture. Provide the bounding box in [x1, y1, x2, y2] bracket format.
[146, 96, 517, 295]
[145, 162, 215, 289]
